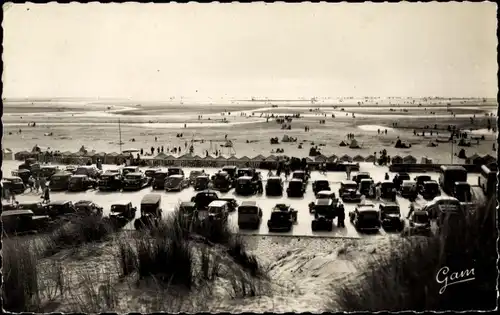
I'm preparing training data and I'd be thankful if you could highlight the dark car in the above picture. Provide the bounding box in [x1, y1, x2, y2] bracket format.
[46, 200, 77, 218]
[178, 201, 199, 225]
[98, 172, 123, 191]
[237, 168, 257, 180]
[453, 181, 472, 202]
[393, 172, 411, 191]
[312, 180, 330, 195]
[379, 202, 404, 231]
[237, 201, 263, 230]
[144, 168, 161, 185]
[194, 175, 210, 191]
[152, 171, 169, 190]
[339, 180, 362, 203]
[287, 178, 305, 198]
[2, 177, 26, 194]
[2, 210, 52, 235]
[191, 190, 220, 211]
[414, 175, 432, 193]
[265, 176, 284, 196]
[49, 172, 73, 191]
[218, 198, 238, 212]
[400, 180, 418, 200]
[311, 198, 340, 231]
[292, 170, 309, 184]
[75, 165, 102, 179]
[349, 204, 381, 232]
[168, 167, 185, 177]
[352, 172, 371, 185]
[222, 165, 238, 181]
[134, 194, 163, 230]
[11, 169, 32, 185]
[420, 180, 441, 200]
[189, 171, 204, 186]
[405, 210, 431, 236]
[68, 175, 97, 192]
[267, 204, 298, 232]
[236, 176, 257, 196]
[212, 171, 232, 192]
[18, 201, 49, 216]
[109, 201, 137, 222]
[377, 180, 397, 201]
[165, 174, 188, 192]
[123, 172, 149, 191]
[40, 165, 61, 180]
[74, 200, 103, 218]
[122, 166, 140, 177]
[359, 178, 375, 198]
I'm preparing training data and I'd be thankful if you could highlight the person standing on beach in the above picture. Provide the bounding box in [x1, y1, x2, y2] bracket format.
[345, 166, 351, 180]
[42, 186, 50, 204]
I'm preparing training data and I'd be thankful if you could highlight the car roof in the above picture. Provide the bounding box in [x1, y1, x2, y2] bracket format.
[77, 165, 93, 169]
[126, 172, 143, 176]
[440, 165, 467, 171]
[141, 194, 161, 204]
[3, 177, 22, 181]
[102, 171, 118, 175]
[429, 196, 459, 204]
[112, 201, 131, 206]
[454, 181, 469, 185]
[342, 180, 357, 185]
[75, 200, 93, 204]
[42, 165, 58, 169]
[317, 190, 333, 195]
[316, 198, 333, 205]
[169, 167, 182, 170]
[240, 200, 257, 207]
[124, 166, 139, 169]
[2, 209, 34, 216]
[197, 174, 209, 179]
[200, 189, 218, 194]
[381, 180, 393, 184]
[169, 174, 184, 178]
[180, 201, 196, 207]
[155, 170, 168, 174]
[223, 165, 237, 169]
[239, 176, 253, 180]
[381, 202, 399, 207]
[413, 210, 429, 216]
[16, 169, 30, 172]
[71, 174, 87, 178]
[360, 178, 373, 182]
[315, 180, 329, 183]
[402, 180, 416, 184]
[358, 206, 378, 212]
[357, 172, 370, 175]
[49, 200, 71, 205]
[268, 176, 281, 181]
[208, 200, 228, 207]
[290, 178, 303, 182]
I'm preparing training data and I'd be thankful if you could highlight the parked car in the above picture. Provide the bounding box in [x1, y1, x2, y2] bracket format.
[49, 172, 73, 191]
[152, 171, 169, 190]
[218, 198, 238, 212]
[349, 204, 381, 232]
[123, 172, 149, 191]
[206, 200, 230, 222]
[11, 169, 31, 185]
[404, 210, 431, 236]
[312, 180, 330, 195]
[265, 176, 284, 196]
[212, 171, 232, 192]
[2, 210, 52, 235]
[40, 165, 61, 180]
[74, 200, 104, 218]
[236, 176, 258, 196]
[453, 181, 472, 202]
[189, 171, 204, 186]
[292, 170, 309, 184]
[167, 167, 185, 177]
[194, 175, 210, 191]
[144, 168, 161, 185]
[379, 202, 404, 231]
[287, 178, 306, 197]
[376, 180, 397, 201]
[46, 200, 77, 218]
[422, 196, 463, 227]
[414, 175, 432, 193]
[339, 180, 362, 203]
[237, 168, 257, 180]
[267, 204, 298, 232]
[420, 180, 441, 200]
[75, 165, 102, 179]
[352, 172, 371, 185]
[222, 165, 238, 181]
[2, 177, 26, 194]
[65, 165, 77, 174]
[68, 175, 97, 192]
[134, 194, 162, 230]
[237, 201, 263, 230]
[165, 174, 189, 192]
[18, 201, 49, 216]
[400, 180, 418, 200]
[122, 166, 140, 177]
[109, 201, 137, 225]
[358, 178, 375, 198]
[191, 190, 220, 211]
[315, 190, 336, 200]
[98, 171, 123, 191]
[311, 199, 340, 231]
[393, 172, 411, 191]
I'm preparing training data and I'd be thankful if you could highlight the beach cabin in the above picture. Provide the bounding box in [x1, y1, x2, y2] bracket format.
[391, 155, 403, 164]
[403, 155, 417, 164]
[340, 154, 352, 162]
[353, 155, 365, 162]
[365, 155, 376, 163]
[327, 155, 338, 163]
[315, 155, 327, 163]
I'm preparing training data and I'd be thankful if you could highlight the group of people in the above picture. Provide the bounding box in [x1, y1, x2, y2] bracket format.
[2, 176, 51, 205]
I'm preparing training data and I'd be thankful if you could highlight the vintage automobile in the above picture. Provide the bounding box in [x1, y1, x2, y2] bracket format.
[237, 167, 257, 180]
[68, 175, 97, 192]
[358, 178, 376, 198]
[206, 200, 230, 223]
[339, 180, 362, 203]
[75, 165, 102, 179]
[152, 170, 169, 190]
[123, 172, 149, 191]
[65, 165, 78, 174]
[352, 172, 372, 185]
[40, 165, 61, 180]
[311, 198, 343, 231]
[379, 202, 404, 231]
[18, 201, 49, 215]
[2, 209, 52, 235]
[414, 175, 432, 193]
[422, 196, 463, 226]
[312, 180, 330, 195]
[165, 174, 189, 192]
[212, 171, 232, 192]
[404, 210, 432, 236]
[400, 180, 418, 200]
[287, 178, 306, 198]
[191, 190, 220, 211]
[393, 172, 411, 191]
[178, 201, 199, 224]
[237, 200, 263, 230]
[168, 167, 185, 177]
[122, 166, 140, 177]
[11, 169, 32, 185]
[420, 180, 441, 200]
[309, 195, 343, 213]
[19, 160, 41, 177]
[349, 204, 381, 232]
[189, 171, 204, 186]
[109, 201, 137, 225]
[292, 170, 309, 184]
[222, 165, 238, 181]
[194, 175, 210, 191]
[49, 172, 73, 191]
[315, 190, 336, 200]
[376, 180, 397, 201]
[97, 171, 123, 191]
[144, 168, 161, 185]
[267, 204, 298, 232]
[265, 176, 284, 196]
[218, 198, 238, 212]
[46, 200, 77, 218]
[235, 176, 258, 196]
[453, 181, 472, 202]
[74, 200, 104, 218]
[2, 177, 26, 194]
[134, 194, 163, 230]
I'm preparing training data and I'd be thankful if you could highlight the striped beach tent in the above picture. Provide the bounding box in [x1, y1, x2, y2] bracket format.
[339, 154, 352, 162]
[327, 154, 338, 162]
[403, 155, 417, 164]
[391, 155, 403, 164]
[265, 155, 278, 161]
[253, 154, 266, 161]
[365, 154, 376, 162]
[353, 155, 365, 162]
[315, 155, 327, 162]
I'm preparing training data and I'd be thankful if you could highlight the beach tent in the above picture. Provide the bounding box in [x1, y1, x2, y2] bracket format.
[403, 155, 417, 164]
[421, 156, 433, 164]
[339, 141, 347, 147]
[282, 135, 290, 142]
[203, 155, 214, 160]
[164, 155, 176, 161]
[216, 156, 227, 161]
[239, 156, 250, 161]
[265, 155, 278, 161]
[391, 155, 403, 164]
[154, 153, 167, 160]
[349, 139, 361, 149]
[340, 154, 352, 162]
[253, 154, 266, 161]
[315, 155, 327, 162]
[353, 155, 365, 162]
[365, 155, 376, 162]
[327, 154, 338, 162]
[305, 157, 313, 163]
[178, 154, 193, 160]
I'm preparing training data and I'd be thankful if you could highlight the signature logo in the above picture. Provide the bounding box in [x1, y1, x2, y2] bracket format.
[436, 266, 475, 294]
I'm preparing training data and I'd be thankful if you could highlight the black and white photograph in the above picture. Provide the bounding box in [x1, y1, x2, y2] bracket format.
[1, 2, 497, 313]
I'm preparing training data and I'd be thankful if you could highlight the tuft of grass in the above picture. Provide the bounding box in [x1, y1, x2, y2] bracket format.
[332, 197, 497, 311]
[226, 235, 261, 277]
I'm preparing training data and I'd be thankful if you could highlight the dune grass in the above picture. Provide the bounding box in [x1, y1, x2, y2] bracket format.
[332, 196, 497, 311]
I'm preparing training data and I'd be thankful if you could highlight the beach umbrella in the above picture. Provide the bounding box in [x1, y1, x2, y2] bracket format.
[353, 155, 365, 162]
[365, 155, 376, 162]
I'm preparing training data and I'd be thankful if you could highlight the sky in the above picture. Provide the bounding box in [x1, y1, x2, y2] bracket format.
[2, 2, 498, 100]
